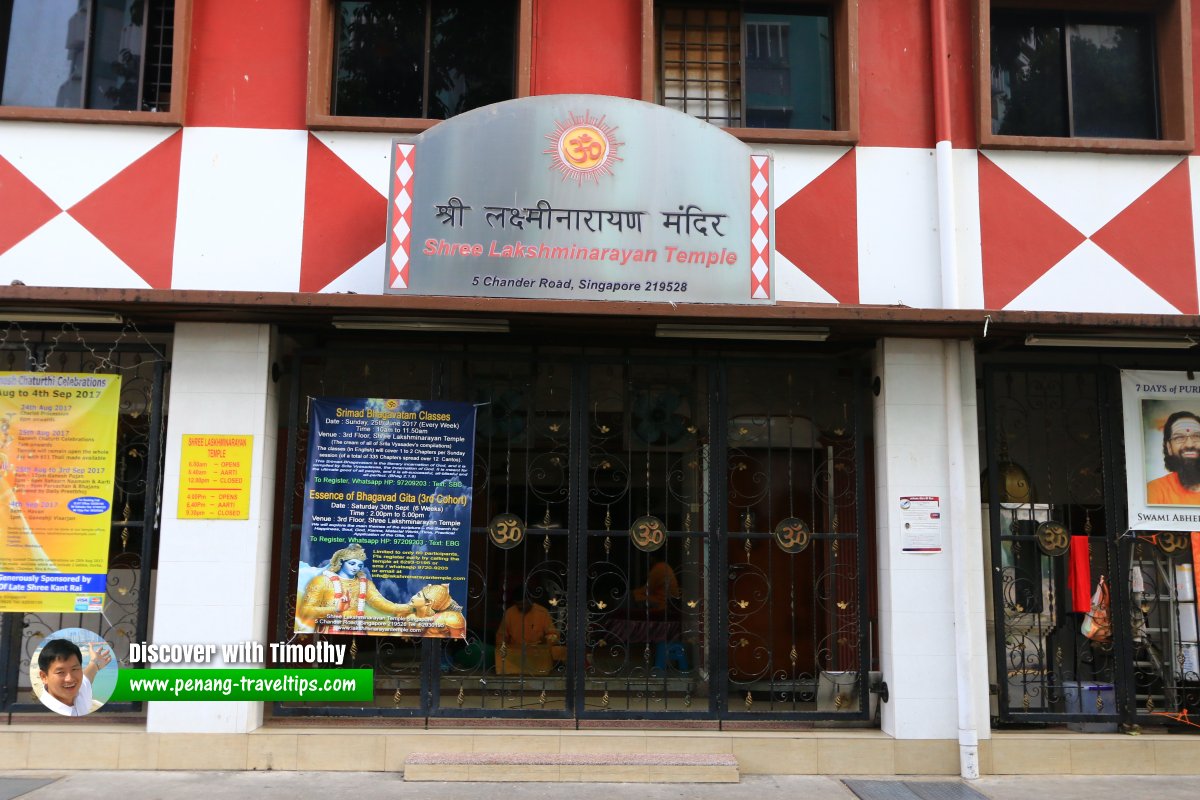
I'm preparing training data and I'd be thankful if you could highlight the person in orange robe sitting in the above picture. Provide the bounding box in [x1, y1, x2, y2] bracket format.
[632, 556, 680, 614]
[495, 588, 561, 675]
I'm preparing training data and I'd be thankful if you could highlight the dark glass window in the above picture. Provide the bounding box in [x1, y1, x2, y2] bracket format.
[744, 11, 832, 130]
[332, 0, 516, 120]
[0, 0, 175, 111]
[991, 10, 1158, 139]
[659, 3, 834, 131]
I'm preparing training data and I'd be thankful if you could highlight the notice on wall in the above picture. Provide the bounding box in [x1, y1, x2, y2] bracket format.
[0, 372, 121, 613]
[293, 397, 476, 638]
[177, 434, 254, 520]
[899, 495, 943, 553]
[1121, 370, 1200, 530]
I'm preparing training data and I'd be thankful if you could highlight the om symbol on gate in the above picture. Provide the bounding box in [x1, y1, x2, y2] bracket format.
[488, 513, 525, 550]
[774, 517, 811, 554]
[630, 515, 666, 552]
[1157, 531, 1188, 555]
[1035, 521, 1069, 557]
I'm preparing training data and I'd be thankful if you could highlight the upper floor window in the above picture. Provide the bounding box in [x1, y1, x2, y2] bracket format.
[311, 0, 527, 130]
[978, 0, 1192, 153]
[0, 0, 177, 115]
[650, 1, 857, 143]
[991, 10, 1157, 139]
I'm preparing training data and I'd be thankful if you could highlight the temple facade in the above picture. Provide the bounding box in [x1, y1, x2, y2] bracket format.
[0, 0, 1197, 777]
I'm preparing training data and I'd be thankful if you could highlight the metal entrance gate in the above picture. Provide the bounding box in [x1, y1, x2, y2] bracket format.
[275, 345, 874, 721]
[0, 339, 168, 714]
[983, 363, 1200, 729]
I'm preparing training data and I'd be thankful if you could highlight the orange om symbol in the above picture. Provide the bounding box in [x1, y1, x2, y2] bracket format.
[774, 518, 811, 554]
[631, 515, 665, 552]
[559, 124, 607, 171]
[566, 132, 603, 165]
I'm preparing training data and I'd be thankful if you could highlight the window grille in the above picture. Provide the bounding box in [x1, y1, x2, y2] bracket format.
[659, 6, 743, 127]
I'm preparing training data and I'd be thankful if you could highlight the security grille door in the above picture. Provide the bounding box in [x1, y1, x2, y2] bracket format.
[720, 362, 870, 718]
[983, 367, 1123, 725]
[276, 346, 873, 721]
[983, 364, 1200, 729]
[579, 361, 712, 716]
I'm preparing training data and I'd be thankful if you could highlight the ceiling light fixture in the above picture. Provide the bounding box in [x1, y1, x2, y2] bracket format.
[1024, 333, 1197, 349]
[656, 324, 829, 341]
[331, 316, 509, 333]
[2, 309, 124, 325]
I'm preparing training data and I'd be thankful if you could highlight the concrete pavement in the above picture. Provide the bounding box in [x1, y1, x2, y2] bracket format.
[3, 772, 1200, 800]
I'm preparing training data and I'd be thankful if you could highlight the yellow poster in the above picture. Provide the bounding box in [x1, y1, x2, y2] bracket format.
[0, 372, 121, 613]
[177, 434, 253, 519]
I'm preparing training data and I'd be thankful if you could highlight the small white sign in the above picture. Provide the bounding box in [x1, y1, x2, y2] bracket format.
[900, 495, 943, 553]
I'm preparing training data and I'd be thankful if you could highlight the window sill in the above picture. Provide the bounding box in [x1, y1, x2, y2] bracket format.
[307, 113, 440, 134]
[980, 132, 1194, 155]
[0, 106, 183, 127]
[723, 127, 858, 146]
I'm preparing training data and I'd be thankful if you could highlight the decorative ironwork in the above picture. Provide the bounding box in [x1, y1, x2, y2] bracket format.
[983, 366, 1200, 731]
[488, 512, 525, 549]
[1129, 545, 1200, 728]
[272, 348, 872, 722]
[724, 362, 868, 718]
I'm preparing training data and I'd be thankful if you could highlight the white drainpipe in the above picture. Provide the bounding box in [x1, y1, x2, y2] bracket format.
[930, 0, 980, 780]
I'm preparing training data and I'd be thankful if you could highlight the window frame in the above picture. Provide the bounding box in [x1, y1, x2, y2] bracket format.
[642, 0, 858, 145]
[0, 0, 190, 127]
[976, 0, 1193, 153]
[307, 0, 533, 133]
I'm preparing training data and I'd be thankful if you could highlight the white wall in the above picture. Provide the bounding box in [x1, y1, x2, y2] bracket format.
[874, 338, 990, 740]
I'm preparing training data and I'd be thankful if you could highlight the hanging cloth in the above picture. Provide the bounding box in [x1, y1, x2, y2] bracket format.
[1068, 535, 1092, 614]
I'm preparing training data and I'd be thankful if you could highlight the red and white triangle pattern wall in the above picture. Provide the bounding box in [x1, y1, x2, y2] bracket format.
[0, 120, 1197, 315]
[0, 123, 182, 289]
[979, 152, 1197, 314]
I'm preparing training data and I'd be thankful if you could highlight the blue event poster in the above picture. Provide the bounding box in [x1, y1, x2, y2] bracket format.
[293, 397, 476, 638]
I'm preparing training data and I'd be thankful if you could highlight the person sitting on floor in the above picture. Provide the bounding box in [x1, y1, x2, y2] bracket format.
[632, 555, 680, 614]
[495, 587, 561, 675]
